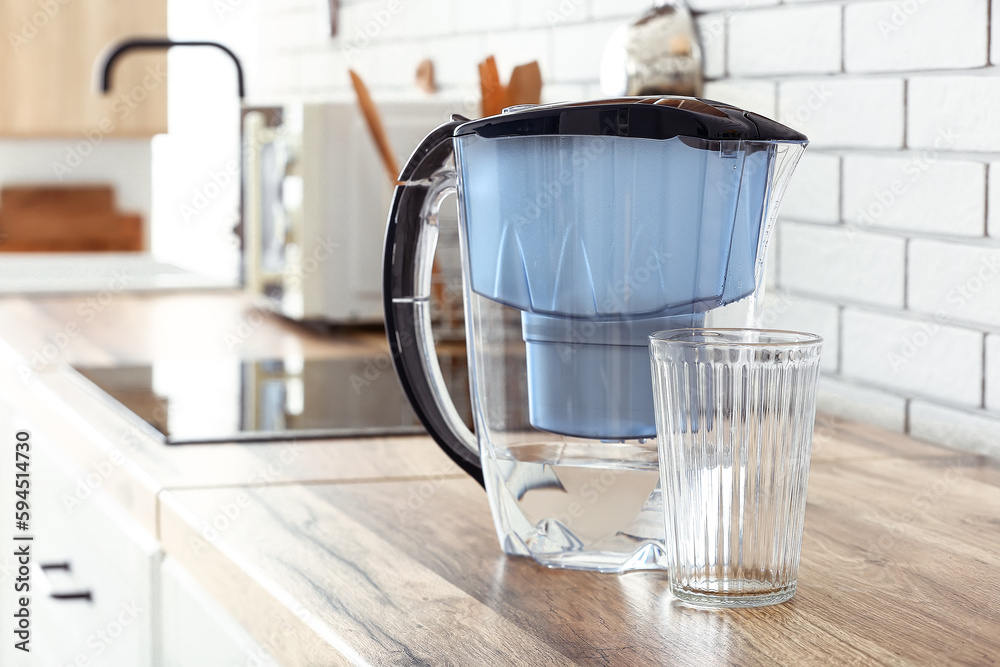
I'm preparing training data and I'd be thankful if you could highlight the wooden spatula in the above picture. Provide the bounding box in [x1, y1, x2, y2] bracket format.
[478, 56, 506, 117]
[507, 61, 542, 107]
[349, 69, 400, 184]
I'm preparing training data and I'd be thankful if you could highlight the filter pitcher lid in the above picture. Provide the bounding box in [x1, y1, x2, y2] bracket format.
[454, 96, 807, 143]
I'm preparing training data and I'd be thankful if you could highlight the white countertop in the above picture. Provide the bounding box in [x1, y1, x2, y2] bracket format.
[0, 252, 236, 294]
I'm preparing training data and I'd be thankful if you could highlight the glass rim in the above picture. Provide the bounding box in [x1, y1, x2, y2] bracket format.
[649, 328, 823, 349]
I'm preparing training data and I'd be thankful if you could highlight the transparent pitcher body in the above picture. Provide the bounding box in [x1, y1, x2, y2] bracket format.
[452, 133, 804, 571]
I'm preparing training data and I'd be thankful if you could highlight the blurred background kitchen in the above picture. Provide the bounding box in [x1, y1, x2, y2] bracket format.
[1, 0, 997, 455]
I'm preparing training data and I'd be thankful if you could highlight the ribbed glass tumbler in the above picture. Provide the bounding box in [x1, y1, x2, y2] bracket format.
[649, 329, 823, 608]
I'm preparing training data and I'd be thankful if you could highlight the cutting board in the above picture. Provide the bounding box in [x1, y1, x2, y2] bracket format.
[0, 185, 143, 252]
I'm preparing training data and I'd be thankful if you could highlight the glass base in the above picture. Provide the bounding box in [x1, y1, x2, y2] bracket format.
[671, 581, 797, 609]
[485, 442, 668, 574]
[532, 542, 667, 574]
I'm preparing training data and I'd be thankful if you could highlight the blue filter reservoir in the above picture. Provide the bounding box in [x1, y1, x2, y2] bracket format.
[453, 100, 806, 440]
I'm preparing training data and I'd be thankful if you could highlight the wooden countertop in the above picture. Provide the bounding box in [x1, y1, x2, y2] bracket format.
[1, 293, 998, 665]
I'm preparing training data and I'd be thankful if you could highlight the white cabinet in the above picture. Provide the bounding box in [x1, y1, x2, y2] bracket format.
[22, 426, 276, 667]
[31, 431, 160, 667]
[159, 557, 278, 667]
[0, 387, 281, 667]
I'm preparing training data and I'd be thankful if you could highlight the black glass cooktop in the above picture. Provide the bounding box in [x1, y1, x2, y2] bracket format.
[70, 355, 472, 445]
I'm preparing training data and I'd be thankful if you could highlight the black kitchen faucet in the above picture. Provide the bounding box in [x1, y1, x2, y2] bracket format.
[96, 37, 245, 98]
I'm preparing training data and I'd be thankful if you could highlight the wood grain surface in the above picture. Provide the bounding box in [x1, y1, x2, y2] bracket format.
[0, 293, 460, 536]
[159, 446, 1000, 666]
[1, 293, 997, 665]
[0, 293, 386, 366]
[0, 185, 143, 251]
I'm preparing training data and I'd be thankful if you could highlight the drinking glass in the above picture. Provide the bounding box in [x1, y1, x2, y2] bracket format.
[649, 329, 822, 608]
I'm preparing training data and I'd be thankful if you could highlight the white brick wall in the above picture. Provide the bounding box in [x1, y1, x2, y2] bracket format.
[551, 21, 621, 82]
[696, 14, 726, 79]
[993, 0, 1000, 65]
[910, 401, 1000, 458]
[453, 0, 517, 33]
[908, 241, 1000, 328]
[844, 0, 988, 73]
[688, 0, 779, 10]
[704, 80, 776, 119]
[223, 0, 1000, 456]
[841, 156, 986, 236]
[516, 0, 580, 29]
[590, 0, 658, 20]
[908, 76, 1000, 152]
[988, 334, 1000, 412]
[729, 6, 841, 76]
[989, 163, 1000, 239]
[777, 78, 905, 148]
[780, 153, 840, 224]
[779, 222, 905, 308]
[817, 376, 907, 433]
[842, 309, 983, 407]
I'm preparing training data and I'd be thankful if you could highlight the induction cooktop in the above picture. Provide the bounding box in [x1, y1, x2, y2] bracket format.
[70, 355, 472, 445]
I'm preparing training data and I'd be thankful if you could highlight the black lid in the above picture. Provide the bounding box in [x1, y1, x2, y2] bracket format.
[454, 96, 807, 142]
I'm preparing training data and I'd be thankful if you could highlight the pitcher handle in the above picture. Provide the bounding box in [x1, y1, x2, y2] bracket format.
[382, 117, 483, 485]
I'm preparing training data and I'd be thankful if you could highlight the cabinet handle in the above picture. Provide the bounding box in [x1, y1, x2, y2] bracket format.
[37, 561, 93, 603]
[39, 562, 69, 572]
[50, 591, 93, 602]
